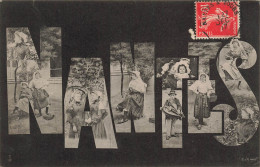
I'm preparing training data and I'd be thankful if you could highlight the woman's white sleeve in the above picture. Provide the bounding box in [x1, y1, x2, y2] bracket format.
[189, 81, 198, 93]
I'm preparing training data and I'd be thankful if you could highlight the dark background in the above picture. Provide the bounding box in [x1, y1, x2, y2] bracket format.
[0, 1, 259, 166]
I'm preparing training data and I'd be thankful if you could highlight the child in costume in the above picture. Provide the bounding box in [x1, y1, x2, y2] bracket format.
[159, 58, 193, 89]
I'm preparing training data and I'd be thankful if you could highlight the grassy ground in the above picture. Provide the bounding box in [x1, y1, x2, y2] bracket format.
[188, 89, 222, 134]
[8, 83, 63, 134]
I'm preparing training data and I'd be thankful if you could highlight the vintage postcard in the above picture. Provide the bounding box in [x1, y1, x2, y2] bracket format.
[0, 0, 259, 166]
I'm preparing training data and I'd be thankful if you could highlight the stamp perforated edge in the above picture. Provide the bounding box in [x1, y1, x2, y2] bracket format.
[194, 0, 240, 40]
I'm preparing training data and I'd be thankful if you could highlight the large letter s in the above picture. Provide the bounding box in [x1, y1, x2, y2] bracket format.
[214, 39, 259, 146]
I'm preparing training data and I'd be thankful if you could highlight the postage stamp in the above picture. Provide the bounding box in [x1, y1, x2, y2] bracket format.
[195, 1, 240, 39]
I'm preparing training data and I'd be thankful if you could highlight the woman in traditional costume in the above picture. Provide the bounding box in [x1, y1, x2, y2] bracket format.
[66, 87, 86, 138]
[229, 39, 249, 68]
[189, 73, 214, 130]
[116, 71, 147, 123]
[88, 91, 108, 139]
[29, 71, 54, 120]
[220, 40, 245, 89]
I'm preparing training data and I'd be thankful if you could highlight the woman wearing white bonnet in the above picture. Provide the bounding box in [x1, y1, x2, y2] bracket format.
[159, 58, 193, 89]
[116, 70, 147, 123]
[189, 73, 215, 130]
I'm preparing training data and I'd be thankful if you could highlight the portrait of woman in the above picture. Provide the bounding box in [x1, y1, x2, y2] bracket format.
[29, 71, 54, 120]
[116, 70, 147, 123]
[189, 73, 215, 130]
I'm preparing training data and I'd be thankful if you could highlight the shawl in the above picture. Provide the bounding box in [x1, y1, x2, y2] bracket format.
[129, 71, 147, 93]
[189, 73, 214, 95]
[29, 71, 49, 89]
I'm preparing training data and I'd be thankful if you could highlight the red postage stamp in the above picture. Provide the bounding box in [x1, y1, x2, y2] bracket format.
[195, 1, 240, 39]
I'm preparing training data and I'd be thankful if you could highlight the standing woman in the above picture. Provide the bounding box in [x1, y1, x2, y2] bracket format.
[116, 71, 147, 123]
[89, 91, 108, 139]
[29, 71, 54, 120]
[189, 73, 214, 130]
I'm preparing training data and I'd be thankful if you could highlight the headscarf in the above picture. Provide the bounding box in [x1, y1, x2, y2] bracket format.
[189, 73, 214, 94]
[230, 39, 243, 52]
[29, 71, 49, 89]
[198, 73, 210, 83]
[129, 71, 147, 93]
[230, 39, 248, 60]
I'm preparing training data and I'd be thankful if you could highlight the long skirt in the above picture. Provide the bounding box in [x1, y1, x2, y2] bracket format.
[92, 121, 107, 139]
[194, 93, 210, 119]
[117, 91, 144, 119]
[16, 97, 29, 113]
[32, 88, 50, 110]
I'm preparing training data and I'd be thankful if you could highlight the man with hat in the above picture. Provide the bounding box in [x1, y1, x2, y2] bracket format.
[161, 90, 184, 140]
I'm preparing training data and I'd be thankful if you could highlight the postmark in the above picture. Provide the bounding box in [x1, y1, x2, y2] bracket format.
[195, 1, 240, 39]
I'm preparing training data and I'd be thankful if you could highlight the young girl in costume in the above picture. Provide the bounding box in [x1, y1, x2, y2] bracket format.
[159, 58, 193, 89]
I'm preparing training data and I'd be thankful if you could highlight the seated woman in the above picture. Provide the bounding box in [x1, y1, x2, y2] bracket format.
[116, 71, 147, 123]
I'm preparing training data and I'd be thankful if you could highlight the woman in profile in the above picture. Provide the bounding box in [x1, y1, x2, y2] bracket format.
[116, 71, 147, 123]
